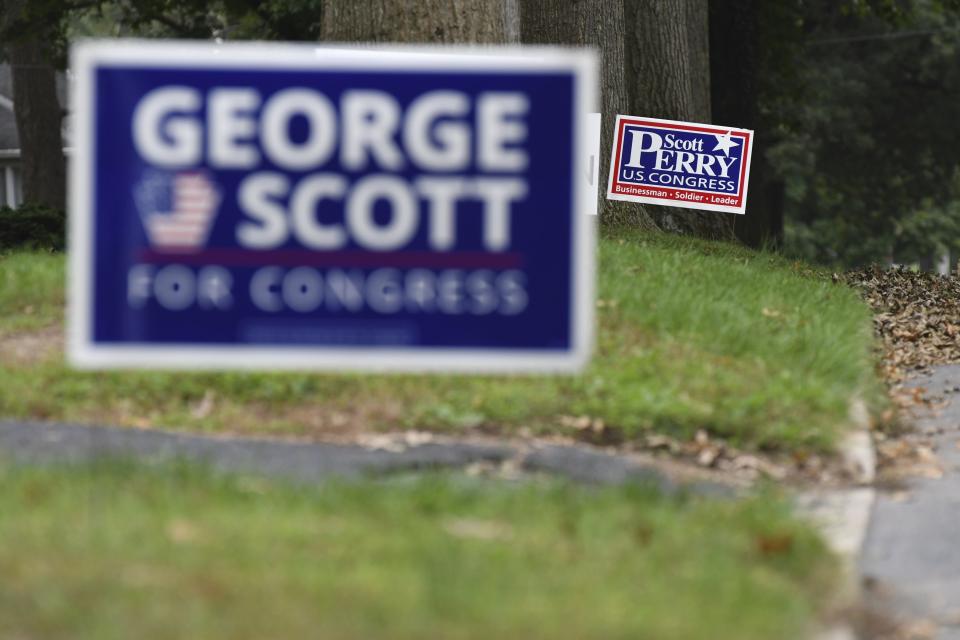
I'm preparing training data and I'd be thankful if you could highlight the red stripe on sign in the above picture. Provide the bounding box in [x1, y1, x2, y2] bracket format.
[736, 130, 751, 193]
[612, 120, 627, 193]
[611, 183, 743, 207]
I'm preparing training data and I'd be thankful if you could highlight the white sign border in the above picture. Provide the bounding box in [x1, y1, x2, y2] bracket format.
[68, 39, 597, 373]
[605, 114, 754, 215]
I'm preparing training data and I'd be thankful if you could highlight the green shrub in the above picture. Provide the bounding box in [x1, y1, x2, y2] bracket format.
[0, 203, 66, 251]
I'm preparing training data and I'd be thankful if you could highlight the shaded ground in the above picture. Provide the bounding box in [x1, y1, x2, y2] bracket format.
[0, 324, 61, 366]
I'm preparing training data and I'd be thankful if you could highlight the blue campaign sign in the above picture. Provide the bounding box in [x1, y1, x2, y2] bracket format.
[606, 115, 753, 214]
[69, 41, 597, 372]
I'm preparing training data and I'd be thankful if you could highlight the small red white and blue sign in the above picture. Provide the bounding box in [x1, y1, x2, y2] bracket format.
[606, 115, 753, 214]
[69, 40, 597, 372]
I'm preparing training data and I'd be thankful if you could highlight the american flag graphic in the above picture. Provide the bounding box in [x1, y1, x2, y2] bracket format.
[134, 171, 221, 252]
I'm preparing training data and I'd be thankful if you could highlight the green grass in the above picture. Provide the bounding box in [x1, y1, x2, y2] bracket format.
[0, 250, 64, 336]
[0, 461, 835, 640]
[0, 230, 880, 452]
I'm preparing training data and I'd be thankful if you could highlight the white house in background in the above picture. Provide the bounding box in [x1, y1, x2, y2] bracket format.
[0, 64, 70, 209]
[0, 89, 23, 208]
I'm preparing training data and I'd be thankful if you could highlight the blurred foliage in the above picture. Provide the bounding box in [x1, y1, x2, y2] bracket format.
[0, 0, 324, 66]
[72, 0, 325, 41]
[5, 0, 960, 266]
[0, 204, 65, 251]
[765, 0, 960, 267]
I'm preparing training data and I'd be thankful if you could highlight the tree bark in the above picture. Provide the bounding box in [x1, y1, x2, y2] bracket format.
[625, 0, 735, 240]
[686, 0, 711, 122]
[519, 0, 656, 229]
[2, 1, 65, 210]
[709, 0, 782, 248]
[322, 0, 511, 44]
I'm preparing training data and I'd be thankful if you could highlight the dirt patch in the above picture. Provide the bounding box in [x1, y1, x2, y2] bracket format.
[226, 397, 409, 442]
[64, 392, 410, 445]
[0, 325, 63, 366]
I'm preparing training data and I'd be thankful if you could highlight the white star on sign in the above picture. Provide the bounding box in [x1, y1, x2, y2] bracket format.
[713, 131, 740, 157]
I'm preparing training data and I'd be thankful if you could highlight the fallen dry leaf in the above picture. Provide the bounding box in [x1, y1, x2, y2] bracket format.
[696, 447, 720, 467]
[755, 532, 794, 556]
[403, 431, 434, 447]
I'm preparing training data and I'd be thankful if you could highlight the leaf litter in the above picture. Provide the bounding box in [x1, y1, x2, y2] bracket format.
[841, 266, 960, 380]
[841, 266, 960, 480]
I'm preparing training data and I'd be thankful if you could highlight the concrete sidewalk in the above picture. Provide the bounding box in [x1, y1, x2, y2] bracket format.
[862, 364, 960, 639]
[0, 419, 729, 496]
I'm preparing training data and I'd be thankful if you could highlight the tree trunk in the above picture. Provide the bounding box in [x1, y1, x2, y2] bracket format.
[519, 0, 656, 229]
[709, 0, 782, 248]
[686, 0, 711, 122]
[322, 0, 511, 43]
[625, 0, 735, 240]
[3, 1, 65, 210]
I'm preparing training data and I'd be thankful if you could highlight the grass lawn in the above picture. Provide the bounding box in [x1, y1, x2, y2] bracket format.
[0, 229, 880, 452]
[0, 250, 65, 336]
[0, 460, 835, 640]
